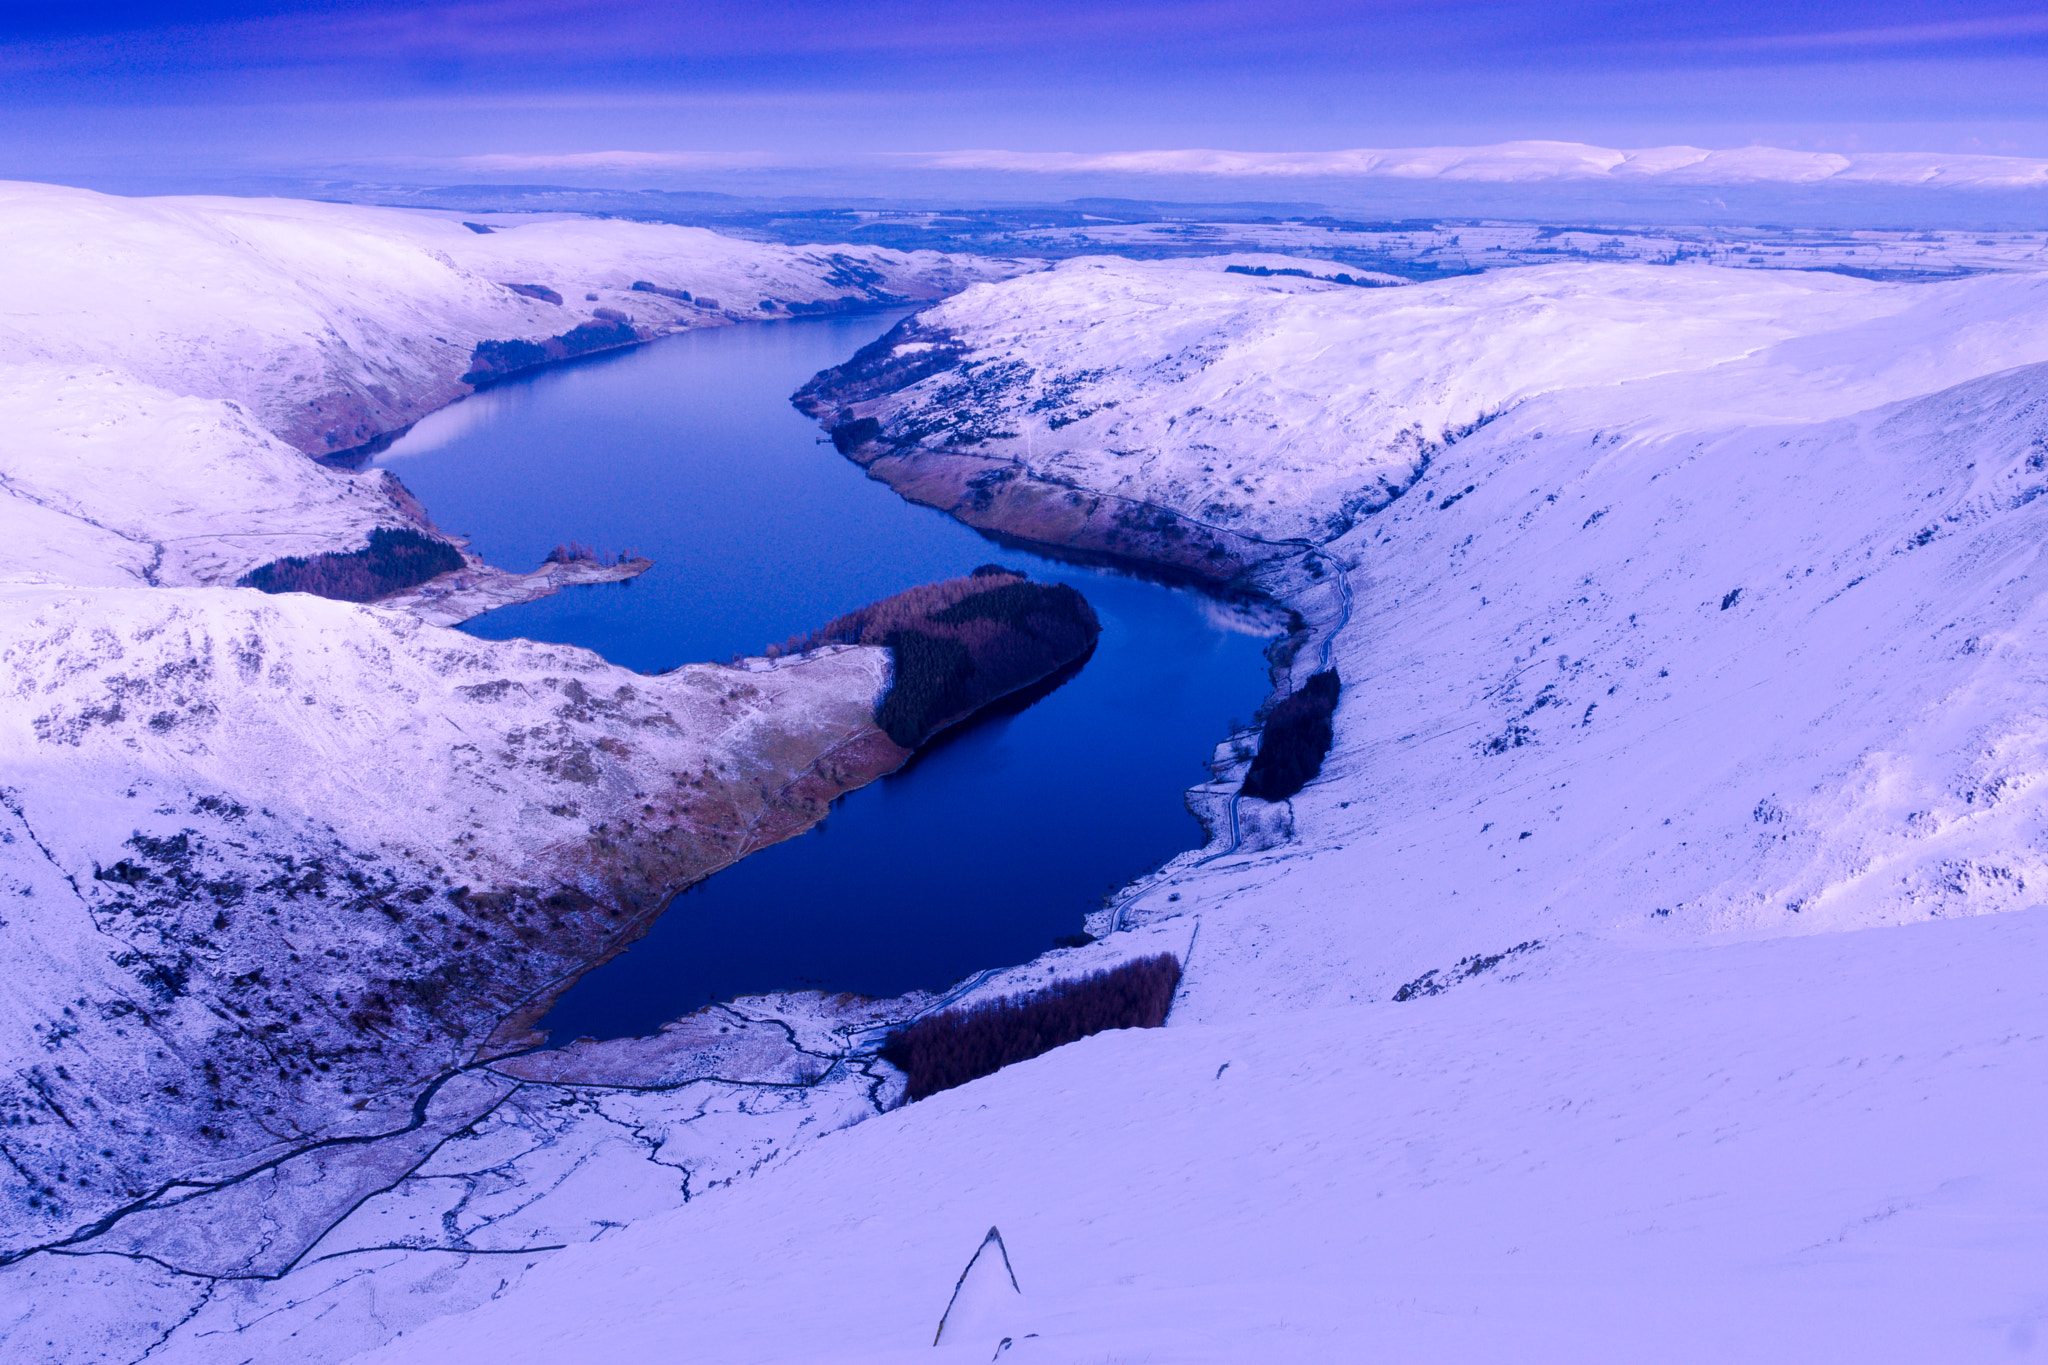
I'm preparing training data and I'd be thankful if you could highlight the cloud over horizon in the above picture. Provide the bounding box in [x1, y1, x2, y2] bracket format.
[4, 1, 2046, 190]
[432, 141, 2048, 192]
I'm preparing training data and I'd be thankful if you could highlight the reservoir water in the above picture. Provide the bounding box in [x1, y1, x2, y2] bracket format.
[377, 313, 1274, 1040]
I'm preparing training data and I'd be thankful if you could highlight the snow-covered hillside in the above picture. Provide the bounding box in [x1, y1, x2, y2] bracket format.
[0, 361, 430, 590]
[0, 585, 898, 1251]
[0, 182, 1030, 1357]
[814, 256, 2048, 551]
[349, 256, 2048, 1362]
[354, 908, 2048, 1364]
[0, 182, 1019, 458]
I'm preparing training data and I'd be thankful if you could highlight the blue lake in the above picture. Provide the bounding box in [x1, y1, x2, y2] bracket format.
[377, 313, 1274, 1040]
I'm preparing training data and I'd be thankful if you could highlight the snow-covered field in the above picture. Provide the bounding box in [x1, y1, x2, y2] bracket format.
[350, 253, 2048, 1361]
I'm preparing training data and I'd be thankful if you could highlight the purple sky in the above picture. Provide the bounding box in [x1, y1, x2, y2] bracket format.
[3, 1, 2046, 189]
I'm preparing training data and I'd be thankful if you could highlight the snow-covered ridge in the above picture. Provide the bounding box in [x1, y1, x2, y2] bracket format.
[922, 139, 2048, 189]
[809, 255, 2048, 552]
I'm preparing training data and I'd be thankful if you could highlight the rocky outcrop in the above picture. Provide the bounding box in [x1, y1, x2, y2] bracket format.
[379, 554, 655, 629]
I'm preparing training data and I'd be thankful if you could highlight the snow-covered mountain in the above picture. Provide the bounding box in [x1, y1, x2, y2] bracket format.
[0, 181, 1016, 459]
[349, 255, 2048, 1361]
[0, 181, 1025, 594]
[806, 254, 2048, 558]
[9, 177, 2048, 1361]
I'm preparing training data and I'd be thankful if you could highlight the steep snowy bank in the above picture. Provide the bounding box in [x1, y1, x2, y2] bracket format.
[344, 256, 2048, 1361]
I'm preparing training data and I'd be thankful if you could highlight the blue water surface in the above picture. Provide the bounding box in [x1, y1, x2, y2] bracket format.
[376, 313, 1273, 1039]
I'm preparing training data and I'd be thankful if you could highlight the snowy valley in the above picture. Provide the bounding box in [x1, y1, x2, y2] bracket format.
[367, 240, 2048, 1360]
[4, 178, 2048, 1363]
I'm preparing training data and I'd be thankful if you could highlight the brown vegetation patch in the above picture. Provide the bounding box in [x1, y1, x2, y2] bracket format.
[237, 527, 465, 603]
[880, 954, 1182, 1102]
[1241, 669, 1341, 801]
[792, 567, 1101, 748]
